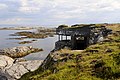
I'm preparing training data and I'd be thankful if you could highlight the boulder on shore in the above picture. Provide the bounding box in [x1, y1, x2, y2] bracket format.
[0, 55, 43, 80]
[0, 46, 43, 58]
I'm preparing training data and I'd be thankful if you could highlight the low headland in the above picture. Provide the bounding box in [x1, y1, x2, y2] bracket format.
[0, 23, 120, 80]
[20, 23, 120, 80]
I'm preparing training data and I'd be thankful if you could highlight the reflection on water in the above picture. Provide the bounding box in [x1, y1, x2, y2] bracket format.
[0, 30, 58, 60]
[23, 36, 58, 60]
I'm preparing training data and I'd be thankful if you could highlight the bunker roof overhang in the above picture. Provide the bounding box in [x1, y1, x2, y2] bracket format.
[56, 24, 106, 36]
[56, 26, 95, 37]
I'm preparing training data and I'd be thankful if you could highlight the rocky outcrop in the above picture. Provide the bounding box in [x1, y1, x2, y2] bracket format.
[41, 50, 75, 70]
[0, 46, 43, 58]
[10, 30, 55, 39]
[18, 41, 32, 44]
[55, 40, 71, 51]
[0, 55, 43, 80]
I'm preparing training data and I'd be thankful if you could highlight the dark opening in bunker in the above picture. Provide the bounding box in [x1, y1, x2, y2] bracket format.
[73, 36, 88, 50]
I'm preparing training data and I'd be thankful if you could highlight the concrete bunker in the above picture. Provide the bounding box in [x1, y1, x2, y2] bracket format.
[55, 24, 112, 50]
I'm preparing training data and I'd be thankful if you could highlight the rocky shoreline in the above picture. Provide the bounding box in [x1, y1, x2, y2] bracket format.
[0, 46, 43, 58]
[0, 28, 55, 80]
[0, 55, 43, 80]
[10, 28, 55, 39]
[0, 46, 43, 80]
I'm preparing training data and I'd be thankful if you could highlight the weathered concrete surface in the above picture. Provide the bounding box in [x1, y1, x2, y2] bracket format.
[0, 55, 43, 80]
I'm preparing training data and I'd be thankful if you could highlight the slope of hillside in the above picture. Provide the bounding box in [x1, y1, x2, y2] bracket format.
[20, 25, 120, 80]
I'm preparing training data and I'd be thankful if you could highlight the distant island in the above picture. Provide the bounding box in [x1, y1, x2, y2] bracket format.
[0, 26, 34, 30]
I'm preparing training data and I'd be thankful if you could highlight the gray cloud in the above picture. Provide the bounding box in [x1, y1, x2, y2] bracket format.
[0, 0, 120, 26]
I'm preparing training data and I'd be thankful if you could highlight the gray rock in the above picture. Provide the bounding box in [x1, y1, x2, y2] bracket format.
[6, 63, 29, 79]
[19, 60, 43, 72]
[0, 69, 15, 80]
[0, 55, 43, 80]
[0, 46, 40, 58]
[0, 75, 8, 80]
[0, 55, 14, 68]
[0, 46, 32, 54]
[14, 58, 26, 63]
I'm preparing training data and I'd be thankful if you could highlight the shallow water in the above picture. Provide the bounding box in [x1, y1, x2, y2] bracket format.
[0, 30, 58, 60]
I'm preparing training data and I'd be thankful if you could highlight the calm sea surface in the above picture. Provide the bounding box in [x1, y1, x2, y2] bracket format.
[0, 29, 58, 60]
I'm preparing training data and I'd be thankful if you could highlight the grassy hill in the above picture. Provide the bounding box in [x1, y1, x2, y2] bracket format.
[20, 24, 120, 80]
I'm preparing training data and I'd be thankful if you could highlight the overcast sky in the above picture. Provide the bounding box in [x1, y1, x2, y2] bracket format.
[0, 0, 120, 26]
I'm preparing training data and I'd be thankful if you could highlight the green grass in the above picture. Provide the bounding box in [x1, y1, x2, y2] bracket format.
[20, 27, 120, 80]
